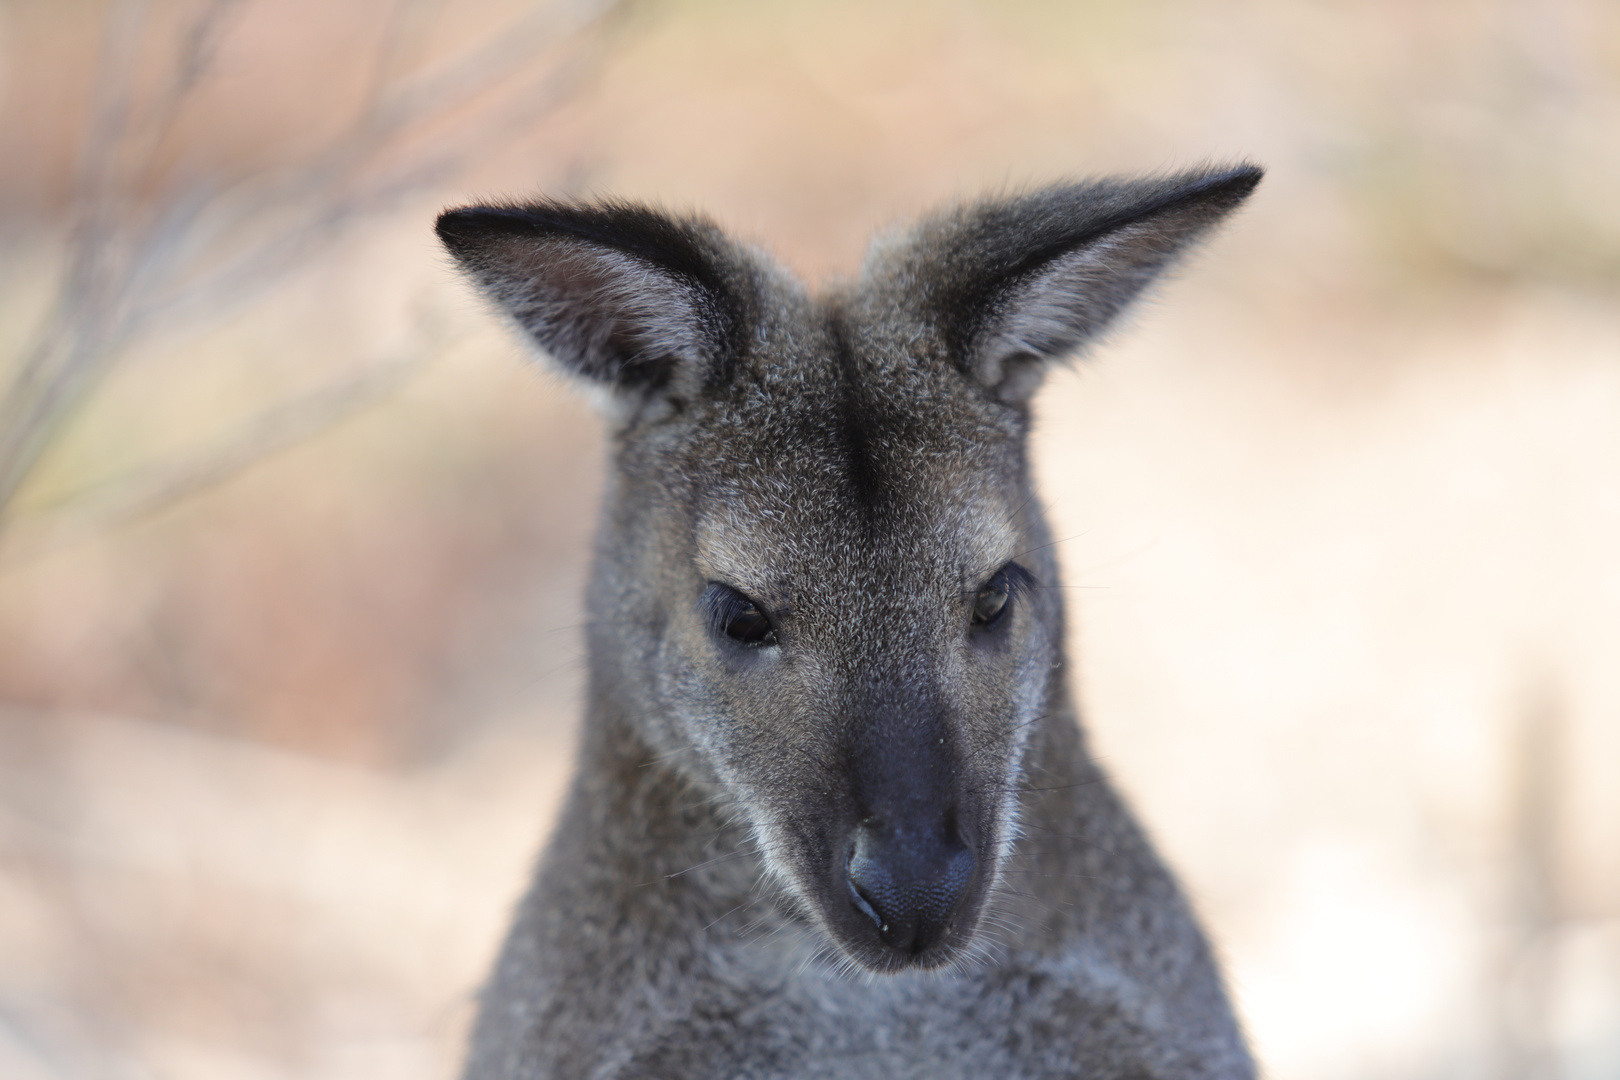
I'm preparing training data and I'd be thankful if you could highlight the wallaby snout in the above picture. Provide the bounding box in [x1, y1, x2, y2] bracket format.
[845, 808, 976, 957]
[832, 701, 986, 964]
[441, 165, 1262, 1079]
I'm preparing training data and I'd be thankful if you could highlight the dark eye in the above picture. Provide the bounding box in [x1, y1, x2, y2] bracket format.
[972, 582, 1009, 627]
[971, 564, 1030, 631]
[702, 583, 778, 648]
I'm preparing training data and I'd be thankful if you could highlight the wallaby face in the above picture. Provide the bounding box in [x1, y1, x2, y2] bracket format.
[602, 332, 1059, 973]
[439, 166, 1260, 1077]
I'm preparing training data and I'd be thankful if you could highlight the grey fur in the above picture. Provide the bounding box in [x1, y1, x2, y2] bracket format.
[437, 164, 1262, 1080]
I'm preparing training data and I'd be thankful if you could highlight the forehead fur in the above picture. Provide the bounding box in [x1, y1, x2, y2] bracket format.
[660, 301, 1027, 598]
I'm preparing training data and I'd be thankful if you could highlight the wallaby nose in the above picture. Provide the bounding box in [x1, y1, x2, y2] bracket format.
[846, 813, 976, 955]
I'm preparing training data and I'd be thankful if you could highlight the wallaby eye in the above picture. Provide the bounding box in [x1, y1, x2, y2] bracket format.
[702, 583, 779, 648]
[971, 564, 1031, 631]
[972, 582, 1010, 627]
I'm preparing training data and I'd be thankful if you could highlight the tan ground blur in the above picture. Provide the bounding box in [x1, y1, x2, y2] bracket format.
[1, 1, 1617, 1078]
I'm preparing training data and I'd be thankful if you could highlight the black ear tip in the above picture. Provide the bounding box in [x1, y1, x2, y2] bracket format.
[435, 208, 483, 256]
[1200, 163, 1265, 201]
[435, 206, 560, 257]
[437, 206, 505, 248]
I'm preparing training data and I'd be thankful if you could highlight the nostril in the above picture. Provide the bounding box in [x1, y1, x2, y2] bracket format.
[848, 878, 884, 932]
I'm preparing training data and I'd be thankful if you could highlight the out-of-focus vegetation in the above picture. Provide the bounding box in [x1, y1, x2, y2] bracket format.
[0, 2, 1616, 1078]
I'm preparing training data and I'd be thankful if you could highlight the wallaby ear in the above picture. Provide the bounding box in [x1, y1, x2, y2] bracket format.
[875, 164, 1262, 402]
[436, 200, 755, 415]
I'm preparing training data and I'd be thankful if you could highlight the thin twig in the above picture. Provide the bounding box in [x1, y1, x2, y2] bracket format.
[0, 320, 453, 569]
[0, 0, 628, 533]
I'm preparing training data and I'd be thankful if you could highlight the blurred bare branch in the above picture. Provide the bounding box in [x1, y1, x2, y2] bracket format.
[1494, 682, 1566, 1080]
[0, 0, 628, 532]
[0, 313, 452, 570]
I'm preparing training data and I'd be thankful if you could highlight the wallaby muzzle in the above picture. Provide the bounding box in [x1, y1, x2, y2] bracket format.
[828, 705, 988, 966]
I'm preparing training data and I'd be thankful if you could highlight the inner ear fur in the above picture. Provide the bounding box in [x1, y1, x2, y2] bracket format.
[872, 164, 1263, 402]
[436, 201, 757, 409]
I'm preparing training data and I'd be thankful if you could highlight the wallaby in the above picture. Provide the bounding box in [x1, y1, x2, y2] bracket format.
[437, 164, 1262, 1080]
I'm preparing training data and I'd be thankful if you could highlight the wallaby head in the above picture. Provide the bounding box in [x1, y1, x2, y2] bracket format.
[437, 165, 1259, 978]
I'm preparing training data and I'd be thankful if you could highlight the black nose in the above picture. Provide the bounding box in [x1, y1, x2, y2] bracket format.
[846, 813, 976, 954]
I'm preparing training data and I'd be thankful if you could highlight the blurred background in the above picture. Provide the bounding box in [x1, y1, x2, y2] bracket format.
[1, 1, 1617, 1077]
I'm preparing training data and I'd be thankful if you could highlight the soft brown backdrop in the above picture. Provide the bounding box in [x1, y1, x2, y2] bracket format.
[1, 2, 1617, 1078]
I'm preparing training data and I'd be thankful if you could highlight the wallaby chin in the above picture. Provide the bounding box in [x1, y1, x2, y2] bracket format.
[442, 166, 1262, 1080]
